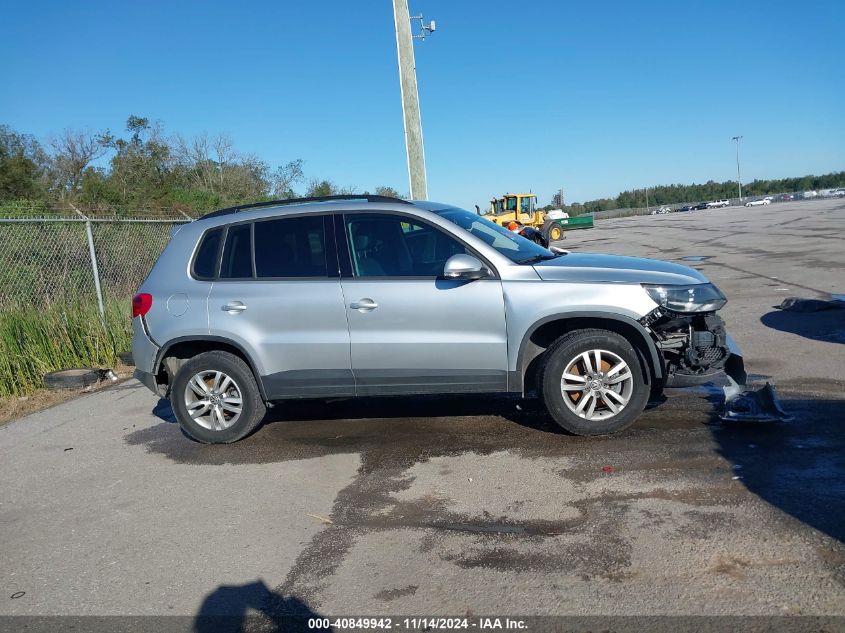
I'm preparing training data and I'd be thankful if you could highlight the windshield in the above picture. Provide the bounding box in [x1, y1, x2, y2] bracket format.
[435, 207, 557, 264]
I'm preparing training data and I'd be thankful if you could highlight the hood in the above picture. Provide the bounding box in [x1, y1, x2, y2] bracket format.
[532, 252, 708, 285]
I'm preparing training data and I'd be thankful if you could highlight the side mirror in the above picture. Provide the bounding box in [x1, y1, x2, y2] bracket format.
[443, 254, 488, 280]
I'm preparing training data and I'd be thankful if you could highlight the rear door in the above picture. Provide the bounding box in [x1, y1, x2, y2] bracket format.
[207, 214, 353, 398]
[337, 212, 508, 395]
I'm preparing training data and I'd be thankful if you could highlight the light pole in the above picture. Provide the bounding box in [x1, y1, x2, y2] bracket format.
[392, 0, 435, 200]
[732, 135, 743, 201]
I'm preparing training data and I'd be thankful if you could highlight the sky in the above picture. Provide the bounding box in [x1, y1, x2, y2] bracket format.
[1, 0, 843, 210]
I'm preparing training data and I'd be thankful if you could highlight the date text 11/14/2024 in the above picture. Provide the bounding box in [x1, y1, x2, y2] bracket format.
[308, 617, 528, 630]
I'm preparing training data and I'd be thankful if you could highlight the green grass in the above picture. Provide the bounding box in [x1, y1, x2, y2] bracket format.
[0, 298, 132, 398]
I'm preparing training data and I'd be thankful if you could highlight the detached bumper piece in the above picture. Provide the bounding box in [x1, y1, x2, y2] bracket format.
[720, 377, 791, 423]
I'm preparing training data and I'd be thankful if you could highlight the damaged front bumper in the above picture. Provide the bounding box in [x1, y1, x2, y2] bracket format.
[639, 307, 745, 387]
[639, 307, 788, 422]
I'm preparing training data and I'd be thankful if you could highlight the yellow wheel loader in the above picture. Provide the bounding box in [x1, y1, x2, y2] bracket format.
[481, 193, 567, 241]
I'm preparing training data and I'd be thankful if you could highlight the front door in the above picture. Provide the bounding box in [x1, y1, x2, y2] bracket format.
[338, 212, 508, 395]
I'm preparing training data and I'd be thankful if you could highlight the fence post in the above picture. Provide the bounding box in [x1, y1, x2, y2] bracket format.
[84, 221, 106, 322]
[71, 205, 106, 323]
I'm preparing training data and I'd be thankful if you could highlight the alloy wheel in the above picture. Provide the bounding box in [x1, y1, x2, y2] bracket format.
[183, 370, 243, 431]
[560, 349, 634, 421]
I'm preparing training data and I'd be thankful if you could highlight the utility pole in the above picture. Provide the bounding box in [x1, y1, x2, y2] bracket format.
[645, 187, 649, 213]
[392, 0, 430, 200]
[732, 135, 743, 201]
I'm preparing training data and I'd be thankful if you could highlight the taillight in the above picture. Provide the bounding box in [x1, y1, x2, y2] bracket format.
[132, 293, 153, 318]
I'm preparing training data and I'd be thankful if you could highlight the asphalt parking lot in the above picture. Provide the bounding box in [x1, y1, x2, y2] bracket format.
[1, 199, 843, 627]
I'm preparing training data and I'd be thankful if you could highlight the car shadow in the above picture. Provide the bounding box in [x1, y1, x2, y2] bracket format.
[194, 579, 327, 633]
[153, 391, 671, 439]
[709, 397, 845, 544]
[760, 308, 845, 344]
[262, 393, 568, 435]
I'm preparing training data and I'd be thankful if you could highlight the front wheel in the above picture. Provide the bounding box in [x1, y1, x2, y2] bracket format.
[540, 329, 649, 435]
[170, 350, 266, 443]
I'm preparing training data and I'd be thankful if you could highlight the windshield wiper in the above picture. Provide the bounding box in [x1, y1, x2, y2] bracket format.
[518, 254, 560, 265]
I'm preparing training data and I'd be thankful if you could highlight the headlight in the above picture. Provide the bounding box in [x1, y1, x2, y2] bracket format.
[642, 283, 727, 313]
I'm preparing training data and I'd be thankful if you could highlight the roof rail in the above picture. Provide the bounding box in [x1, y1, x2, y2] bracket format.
[199, 194, 412, 220]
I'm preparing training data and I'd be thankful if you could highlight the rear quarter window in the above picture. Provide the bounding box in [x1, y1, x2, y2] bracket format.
[192, 228, 223, 279]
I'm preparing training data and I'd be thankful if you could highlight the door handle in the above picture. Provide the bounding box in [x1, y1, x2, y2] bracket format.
[222, 301, 247, 313]
[349, 298, 378, 312]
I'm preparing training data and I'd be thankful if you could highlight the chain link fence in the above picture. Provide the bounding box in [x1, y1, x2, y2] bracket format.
[3, 192, 838, 310]
[0, 214, 189, 311]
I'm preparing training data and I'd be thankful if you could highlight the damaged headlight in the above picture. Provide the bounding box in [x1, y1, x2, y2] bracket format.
[643, 283, 727, 313]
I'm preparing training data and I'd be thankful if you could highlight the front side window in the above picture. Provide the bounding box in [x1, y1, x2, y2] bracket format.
[254, 215, 328, 278]
[345, 214, 469, 277]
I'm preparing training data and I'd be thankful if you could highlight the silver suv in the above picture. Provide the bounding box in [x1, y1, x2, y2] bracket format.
[132, 195, 745, 443]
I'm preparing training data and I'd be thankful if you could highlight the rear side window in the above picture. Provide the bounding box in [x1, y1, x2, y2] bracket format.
[254, 216, 327, 278]
[220, 224, 253, 279]
[193, 228, 223, 279]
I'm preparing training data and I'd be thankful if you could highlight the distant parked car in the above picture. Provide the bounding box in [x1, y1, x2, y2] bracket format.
[693, 202, 709, 210]
[745, 198, 771, 207]
[706, 200, 730, 208]
[651, 206, 671, 215]
[677, 205, 694, 213]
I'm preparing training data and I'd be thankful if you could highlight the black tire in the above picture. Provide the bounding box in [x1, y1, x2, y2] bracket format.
[546, 224, 564, 242]
[540, 329, 649, 435]
[44, 368, 100, 390]
[170, 351, 266, 444]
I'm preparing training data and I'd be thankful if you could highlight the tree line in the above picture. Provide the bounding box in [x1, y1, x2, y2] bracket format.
[0, 117, 402, 214]
[2, 117, 842, 216]
[546, 172, 845, 215]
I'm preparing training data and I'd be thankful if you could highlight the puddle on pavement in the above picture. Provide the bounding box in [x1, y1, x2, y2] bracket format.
[124, 391, 718, 468]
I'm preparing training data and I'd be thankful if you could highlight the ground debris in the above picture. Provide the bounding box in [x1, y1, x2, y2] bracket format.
[778, 297, 845, 312]
[721, 379, 791, 423]
[305, 513, 334, 525]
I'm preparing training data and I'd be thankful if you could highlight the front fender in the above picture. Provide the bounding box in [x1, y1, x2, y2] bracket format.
[512, 311, 664, 393]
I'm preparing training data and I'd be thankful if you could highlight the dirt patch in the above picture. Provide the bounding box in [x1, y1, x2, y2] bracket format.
[0, 363, 134, 426]
[708, 552, 752, 578]
[374, 585, 418, 601]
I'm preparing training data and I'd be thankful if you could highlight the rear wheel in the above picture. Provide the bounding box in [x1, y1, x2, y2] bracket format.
[548, 224, 564, 241]
[540, 329, 649, 435]
[170, 351, 266, 443]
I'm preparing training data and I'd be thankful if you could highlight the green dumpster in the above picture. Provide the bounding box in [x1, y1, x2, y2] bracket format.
[557, 214, 594, 230]
[543, 213, 594, 241]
